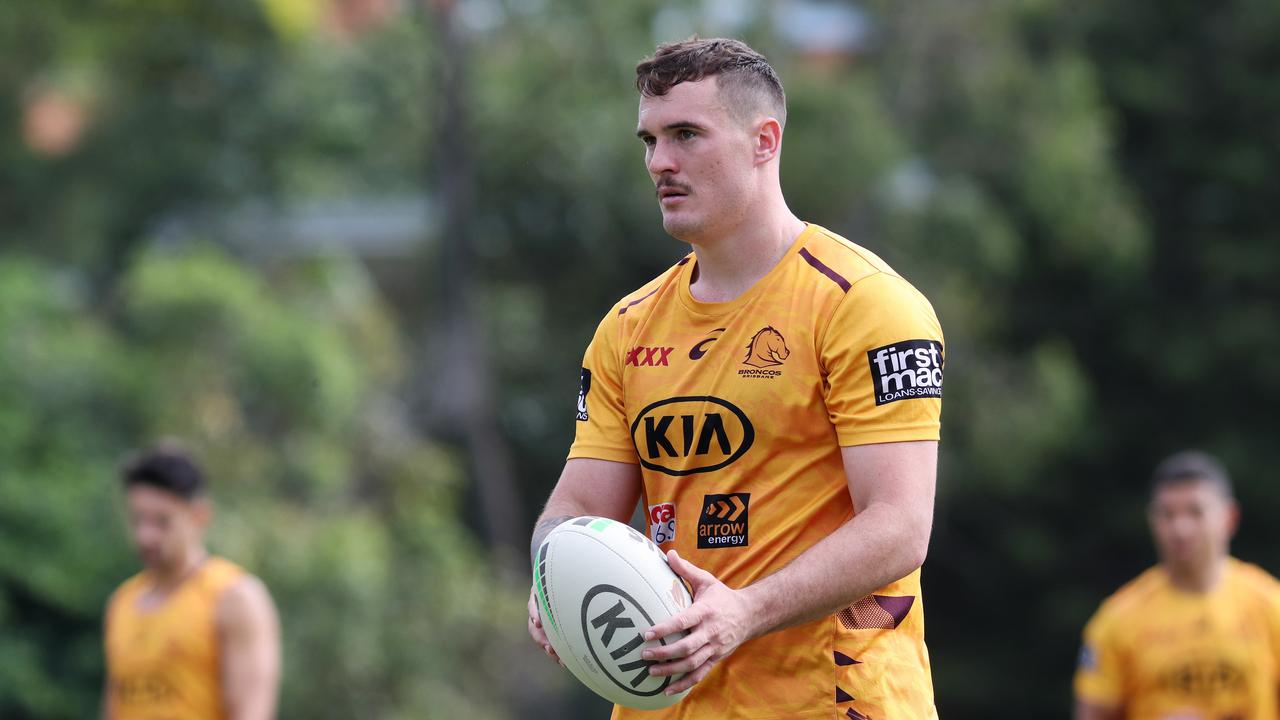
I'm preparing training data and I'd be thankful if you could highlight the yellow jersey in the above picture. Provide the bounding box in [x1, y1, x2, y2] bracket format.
[570, 223, 944, 719]
[1075, 558, 1280, 720]
[105, 556, 245, 720]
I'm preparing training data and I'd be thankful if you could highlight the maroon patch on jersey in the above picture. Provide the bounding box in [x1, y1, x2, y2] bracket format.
[799, 247, 852, 293]
[837, 595, 915, 630]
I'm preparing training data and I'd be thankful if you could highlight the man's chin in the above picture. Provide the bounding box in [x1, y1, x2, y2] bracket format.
[661, 213, 701, 242]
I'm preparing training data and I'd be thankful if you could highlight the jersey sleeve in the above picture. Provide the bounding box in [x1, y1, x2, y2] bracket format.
[567, 309, 637, 464]
[819, 272, 944, 446]
[1073, 608, 1125, 709]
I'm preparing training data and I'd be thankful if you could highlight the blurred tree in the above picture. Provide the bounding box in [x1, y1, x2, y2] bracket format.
[0, 247, 526, 719]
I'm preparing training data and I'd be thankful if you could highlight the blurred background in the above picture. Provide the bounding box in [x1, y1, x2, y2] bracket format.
[1, 0, 1277, 717]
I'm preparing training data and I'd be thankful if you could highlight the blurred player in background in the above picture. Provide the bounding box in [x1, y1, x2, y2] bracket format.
[528, 37, 943, 719]
[1074, 450, 1280, 720]
[103, 443, 281, 720]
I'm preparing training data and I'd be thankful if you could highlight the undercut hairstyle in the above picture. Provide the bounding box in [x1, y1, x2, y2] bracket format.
[635, 37, 787, 128]
[1150, 450, 1233, 499]
[121, 443, 207, 501]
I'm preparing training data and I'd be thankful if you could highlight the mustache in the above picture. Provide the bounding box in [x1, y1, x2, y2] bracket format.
[655, 179, 692, 197]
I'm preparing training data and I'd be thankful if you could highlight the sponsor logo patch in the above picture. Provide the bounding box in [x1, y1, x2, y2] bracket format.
[576, 368, 591, 421]
[580, 585, 673, 697]
[739, 326, 788, 378]
[697, 493, 749, 548]
[1077, 644, 1096, 671]
[630, 396, 755, 476]
[867, 340, 943, 405]
[625, 346, 674, 367]
[647, 502, 676, 545]
[689, 328, 725, 360]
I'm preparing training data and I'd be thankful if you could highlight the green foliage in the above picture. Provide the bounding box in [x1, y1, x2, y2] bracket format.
[2, 0, 1279, 717]
[0, 249, 518, 719]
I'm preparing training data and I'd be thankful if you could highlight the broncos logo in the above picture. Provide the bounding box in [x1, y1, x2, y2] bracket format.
[742, 326, 789, 368]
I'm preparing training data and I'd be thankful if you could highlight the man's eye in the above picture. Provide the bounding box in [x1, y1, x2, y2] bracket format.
[641, 135, 656, 147]
[678, 129, 696, 140]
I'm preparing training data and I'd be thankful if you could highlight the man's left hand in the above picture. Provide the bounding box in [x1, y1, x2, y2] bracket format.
[642, 549, 758, 695]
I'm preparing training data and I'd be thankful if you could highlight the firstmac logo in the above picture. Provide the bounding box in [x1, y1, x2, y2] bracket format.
[867, 340, 943, 405]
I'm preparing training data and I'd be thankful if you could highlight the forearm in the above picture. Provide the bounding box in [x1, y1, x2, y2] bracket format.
[530, 509, 578, 566]
[740, 500, 929, 639]
[227, 692, 276, 720]
[529, 459, 642, 566]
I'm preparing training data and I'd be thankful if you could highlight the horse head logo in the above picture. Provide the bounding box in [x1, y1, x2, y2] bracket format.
[742, 326, 789, 368]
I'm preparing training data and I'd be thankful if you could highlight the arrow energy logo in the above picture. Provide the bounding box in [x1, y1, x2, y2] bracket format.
[697, 493, 750, 548]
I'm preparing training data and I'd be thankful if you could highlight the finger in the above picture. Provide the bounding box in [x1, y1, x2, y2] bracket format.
[667, 550, 715, 587]
[528, 615, 551, 645]
[643, 628, 705, 662]
[665, 657, 719, 695]
[649, 642, 715, 677]
[644, 605, 701, 642]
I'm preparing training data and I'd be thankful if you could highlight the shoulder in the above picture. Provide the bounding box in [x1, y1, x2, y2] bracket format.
[608, 254, 693, 317]
[106, 571, 147, 614]
[215, 572, 277, 630]
[1093, 567, 1167, 626]
[1227, 558, 1280, 601]
[586, 254, 693, 345]
[800, 226, 936, 318]
[797, 224, 902, 289]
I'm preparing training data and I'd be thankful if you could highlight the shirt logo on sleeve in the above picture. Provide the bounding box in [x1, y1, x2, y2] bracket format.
[867, 340, 943, 405]
[1078, 644, 1097, 671]
[576, 368, 591, 421]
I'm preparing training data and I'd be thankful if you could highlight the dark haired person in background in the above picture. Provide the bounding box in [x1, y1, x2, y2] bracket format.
[1075, 451, 1280, 720]
[103, 443, 280, 720]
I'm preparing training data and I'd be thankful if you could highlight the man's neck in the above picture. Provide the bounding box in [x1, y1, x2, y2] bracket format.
[1165, 555, 1227, 594]
[150, 546, 209, 590]
[687, 208, 806, 303]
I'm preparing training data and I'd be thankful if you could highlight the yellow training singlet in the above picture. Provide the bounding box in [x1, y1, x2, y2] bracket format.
[1075, 558, 1280, 720]
[569, 223, 944, 720]
[105, 556, 246, 720]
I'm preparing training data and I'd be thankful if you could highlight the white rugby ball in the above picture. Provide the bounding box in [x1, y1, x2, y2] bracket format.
[533, 516, 694, 709]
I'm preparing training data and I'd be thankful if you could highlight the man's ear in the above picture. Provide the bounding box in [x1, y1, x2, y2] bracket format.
[753, 117, 783, 165]
[191, 497, 213, 530]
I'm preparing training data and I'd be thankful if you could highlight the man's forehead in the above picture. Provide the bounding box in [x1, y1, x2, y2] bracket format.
[1153, 479, 1226, 504]
[637, 78, 728, 127]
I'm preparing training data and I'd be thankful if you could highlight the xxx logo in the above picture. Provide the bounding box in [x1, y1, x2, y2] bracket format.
[626, 346, 674, 367]
[742, 327, 788, 368]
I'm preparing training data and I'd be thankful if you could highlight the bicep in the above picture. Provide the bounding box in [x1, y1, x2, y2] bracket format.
[545, 457, 642, 523]
[218, 577, 281, 719]
[840, 441, 937, 521]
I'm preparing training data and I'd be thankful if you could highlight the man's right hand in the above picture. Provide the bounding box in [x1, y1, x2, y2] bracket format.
[528, 586, 563, 667]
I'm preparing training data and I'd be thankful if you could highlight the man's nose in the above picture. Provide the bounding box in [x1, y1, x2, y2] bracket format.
[648, 138, 678, 176]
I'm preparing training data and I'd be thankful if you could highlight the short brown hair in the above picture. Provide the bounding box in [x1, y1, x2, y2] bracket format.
[1151, 450, 1233, 498]
[635, 37, 787, 127]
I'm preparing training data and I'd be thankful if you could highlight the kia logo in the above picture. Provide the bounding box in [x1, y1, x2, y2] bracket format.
[630, 396, 755, 476]
[580, 585, 671, 697]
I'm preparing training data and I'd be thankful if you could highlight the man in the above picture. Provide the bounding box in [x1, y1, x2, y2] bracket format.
[527, 38, 944, 719]
[1074, 451, 1280, 720]
[103, 444, 281, 720]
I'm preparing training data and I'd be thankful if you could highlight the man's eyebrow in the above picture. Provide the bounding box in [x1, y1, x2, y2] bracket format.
[635, 121, 708, 138]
